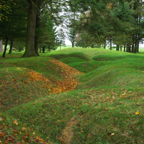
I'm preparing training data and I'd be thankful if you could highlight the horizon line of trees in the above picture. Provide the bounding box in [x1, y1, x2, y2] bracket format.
[68, 1, 144, 53]
[0, 0, 67, 57]
[1, 0, 144, 57]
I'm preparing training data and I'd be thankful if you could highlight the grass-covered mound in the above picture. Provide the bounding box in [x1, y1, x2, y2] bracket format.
[1, 48, 144, 144]
[0, 56, 82, 112]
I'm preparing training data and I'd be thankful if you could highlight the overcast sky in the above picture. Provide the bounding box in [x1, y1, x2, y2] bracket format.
[65, 39, 71, 45]
[56, 6, 79, 46]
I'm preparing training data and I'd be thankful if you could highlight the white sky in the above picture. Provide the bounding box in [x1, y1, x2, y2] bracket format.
[65, 39, 71, 45]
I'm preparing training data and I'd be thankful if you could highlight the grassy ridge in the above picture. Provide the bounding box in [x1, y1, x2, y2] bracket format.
[1, 48, 144, 143]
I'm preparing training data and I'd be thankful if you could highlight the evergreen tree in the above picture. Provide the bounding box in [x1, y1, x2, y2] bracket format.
[57, 28, 65, 49]
[0, 0, 27, 57]
[39, 19, 58, 53]
[67, 28, 77, 47]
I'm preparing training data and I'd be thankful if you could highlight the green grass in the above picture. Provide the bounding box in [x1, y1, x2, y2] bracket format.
[1, 48, 144, 144]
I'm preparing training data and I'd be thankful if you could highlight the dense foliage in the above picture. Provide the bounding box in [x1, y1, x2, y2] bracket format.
[74, 1, 144, 53]
[0, 0, 144, 57]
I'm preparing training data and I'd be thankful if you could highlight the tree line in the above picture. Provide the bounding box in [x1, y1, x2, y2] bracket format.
[1, 0, 144, 57]
[0, 0, 66, 57]
[69, 0, 144, 53]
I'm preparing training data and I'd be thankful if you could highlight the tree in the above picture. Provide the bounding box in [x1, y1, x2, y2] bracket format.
[65, 10, 79, 47]
[68, 0, 144, 53]
[0, 0, 27, 57]
[0, 0, 14, 57]
[36, 5, 59, 53]
[22, 0, 39, 57]
[13, 39, 25, 52]
[58, 28, 65, 49]
[67, 28, 77, 47]
[0, 40, 3, 52]
[23, 0, 64, 57]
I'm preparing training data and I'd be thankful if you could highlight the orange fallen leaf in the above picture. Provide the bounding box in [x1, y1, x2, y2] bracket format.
[0, 132, 5, 138]
[87, 134, 91, 137]
[13, 119, 18, 125]
[22, 127, 27, 131]
[120, 95, 123, 98]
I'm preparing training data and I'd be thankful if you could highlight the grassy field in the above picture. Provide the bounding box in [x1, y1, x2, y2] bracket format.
[0, 47, 144, 144]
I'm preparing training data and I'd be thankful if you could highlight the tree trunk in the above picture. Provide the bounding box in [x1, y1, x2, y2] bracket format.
[110, 37, 112, 50]
[2, 36, 8, 57]
[134, 41, 139, 53]
[9, 38, 13, 54]
[126, 44, 130, 52]
[132, 44, 134, 53]
[35, 13, 40, 56]
[137, 40, 139, 52]
[22, 0, 38, 57]
[43, 46, 45, 53]
[124, 45, 126, 52]
[116, 44, 119, 51]
[120, 45, 122, 51]
[132, 37, 135, 53]
[0, 40, 3, 52]
[104, 39, 106, 49]
[72, 41, 74, 47]
[35, 35, 39, 55]
[91, 44, 94, 48]
[48, 47, 51, 52]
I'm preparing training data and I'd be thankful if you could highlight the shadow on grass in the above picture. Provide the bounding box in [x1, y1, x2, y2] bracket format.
[49, 52, 90, 61]
[92, 54, 144, 61]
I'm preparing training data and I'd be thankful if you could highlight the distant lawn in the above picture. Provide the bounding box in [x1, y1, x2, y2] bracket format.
[1, 48, 144, 143]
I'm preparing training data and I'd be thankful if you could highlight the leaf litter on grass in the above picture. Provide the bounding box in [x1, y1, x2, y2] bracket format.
[0, 115, 53, 144]
[0, 59, 83, 143]
[0, 59, 83, 111]
[27, 59, 83, 94]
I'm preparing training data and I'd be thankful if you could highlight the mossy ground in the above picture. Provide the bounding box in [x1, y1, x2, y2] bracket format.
[0, 47, 144, 144]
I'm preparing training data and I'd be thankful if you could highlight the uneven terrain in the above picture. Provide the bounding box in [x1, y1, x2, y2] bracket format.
[0, 48, 144, 144]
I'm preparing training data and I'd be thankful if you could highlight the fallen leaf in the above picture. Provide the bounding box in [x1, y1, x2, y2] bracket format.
[6, 135, 14, 142]
[24, 81, 28, 83]
[15, 141, 22, 144]
[13, 119, 18, 125]
[136, 103, 140, 106]
[22, 127, 27, 131]
[135, 111, 140, 115]
[111, 133, 115, 136]
[0, 132, 5, 137]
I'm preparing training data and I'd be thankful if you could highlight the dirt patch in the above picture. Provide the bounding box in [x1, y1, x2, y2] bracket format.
[59, 117, 78, 144]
